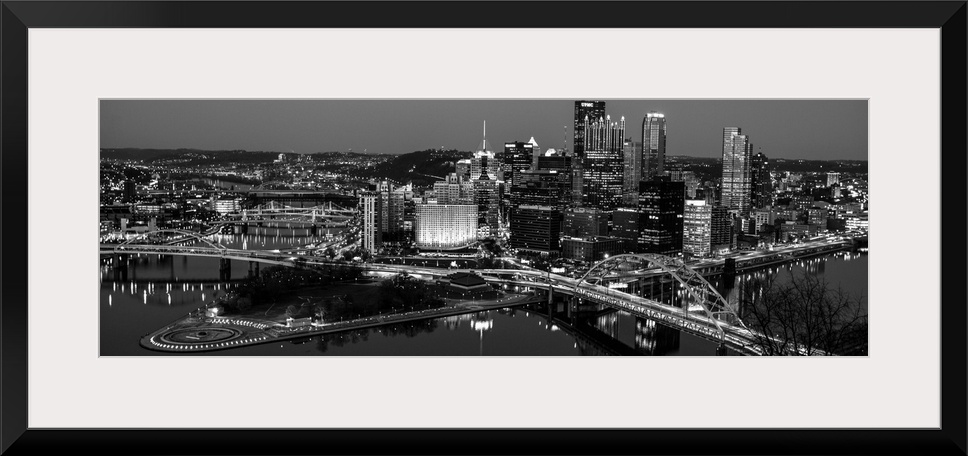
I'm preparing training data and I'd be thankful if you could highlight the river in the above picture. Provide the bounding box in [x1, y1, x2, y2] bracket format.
[100, 230, 868, 356]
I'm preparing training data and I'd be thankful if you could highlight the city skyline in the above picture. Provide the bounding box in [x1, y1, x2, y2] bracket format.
[100, 98, 869, 357]
[100, 99, 868, 160]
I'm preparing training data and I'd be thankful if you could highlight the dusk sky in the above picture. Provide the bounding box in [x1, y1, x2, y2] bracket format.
[100, 100, 867, 160]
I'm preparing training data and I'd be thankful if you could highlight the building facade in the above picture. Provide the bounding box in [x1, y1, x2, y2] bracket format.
[750, 151, 772, 210]
[683, 199, 712, 259]
[721, 127, 753, 214]
[503, 140, 535, 187]
[622, 139, 641, 206]
[360, 191, 382, 252]
[572, 100, 607, 205]
[581, 115, 625, 211]
[509, 205, 562, 254]
[563, 207, 609, 238]
[561, 236, 625, 263]
[710, 204, 733, 250]
[637, 178, 684, 256]
[433, 173, 475, 205]
[473, 178, 500, 238]
[641, 112, 667, 181]
[414, 204, 477, 249]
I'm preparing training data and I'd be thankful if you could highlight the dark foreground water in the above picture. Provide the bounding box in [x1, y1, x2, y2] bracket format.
[100, 235, 867, 356]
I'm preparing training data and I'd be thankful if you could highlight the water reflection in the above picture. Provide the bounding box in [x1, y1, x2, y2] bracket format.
[100, 229, 867, 355]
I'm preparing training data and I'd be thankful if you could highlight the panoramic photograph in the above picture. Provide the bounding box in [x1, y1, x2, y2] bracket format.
[99, 99, 868, 356]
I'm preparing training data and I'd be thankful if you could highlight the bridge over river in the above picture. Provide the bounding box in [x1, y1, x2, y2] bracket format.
[103, 234, 852, 355]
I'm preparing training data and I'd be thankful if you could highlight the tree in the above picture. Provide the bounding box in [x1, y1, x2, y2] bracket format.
[738, 272, 867, 355]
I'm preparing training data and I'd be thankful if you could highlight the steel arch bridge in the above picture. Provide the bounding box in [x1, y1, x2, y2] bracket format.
[574, 253, 749, 342]
[114, 229, 227, 253]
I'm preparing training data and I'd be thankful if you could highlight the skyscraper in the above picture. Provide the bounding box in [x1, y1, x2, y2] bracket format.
[622, 138, 641, 206]
[386, 183, 413, 242]
[641, 112, 667, 181]
[710, 204, 733, 251]
[503, 140, 535, 187]
[573, 101, 606, 160]
[572, 101, 607, 205]
[683, 200, 712, 259]
[637, 177, 684, 256]
[509, 205, 562, 255]
[471, 123, 500, 238]
[721, 127, 753, 214]
[581, 115, 625, 211]
[750, 151, 772, 210]
[375, 180, 391, 233]
[360, 191, 382, 252]
[471, 122, 500, 181]
[473, 178, 499, 238]
[509, 169, 570, 210]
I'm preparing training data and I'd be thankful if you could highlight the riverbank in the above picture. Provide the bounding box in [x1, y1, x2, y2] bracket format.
[140, 292, 539, 353]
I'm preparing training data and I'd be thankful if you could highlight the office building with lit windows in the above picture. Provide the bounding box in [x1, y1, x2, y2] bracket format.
[750, 151, 772, 210]
[360, 191, 382, 252]
[711, 204, 733, 251]
[433, 173, 475, 205]
[572, 100, 607, 204]
[471, 125, 501, 238]
[503, 139, 537, 187]
[509, 169, 570, 211]
[721, 127, 753, 214]
[622, 138, 641, 206]
[642, 112, 667, 181]
[581, 114, 625, 211]
[683, 200, 712, 259]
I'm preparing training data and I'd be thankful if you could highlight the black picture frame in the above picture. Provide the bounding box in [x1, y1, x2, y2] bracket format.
[2, 1, 965, 455]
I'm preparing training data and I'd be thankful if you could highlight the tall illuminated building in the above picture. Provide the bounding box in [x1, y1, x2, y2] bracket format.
[683, 200, 712, 259]
[503, 140, 536, 187]
[641, 112, 667, 180]
[721, 127, 753, 214]
[710, 204, 733, 251]
[572, 100, 606, 205]
[375, 180, 391, 233]
[471, 122, 500, 238]
[360, 191, 382, 252]
[387, 183, 413, 242]
[622, 138, 641, 206]
[581, 114, 625, 211]
[750, 151, 772, 210]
